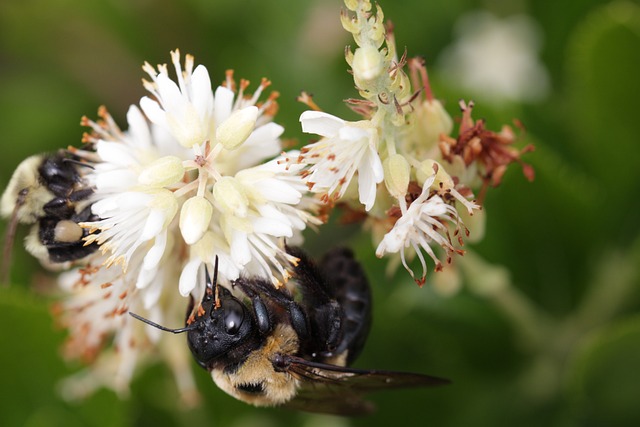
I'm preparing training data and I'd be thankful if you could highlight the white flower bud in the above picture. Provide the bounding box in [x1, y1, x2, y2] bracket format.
[352, 45, 384, 85]
[216, 106, 259, 150]
[148, 189, 179, 228]
[138, 156, 185, 187]
[179, 196, 212, 245]
[167, 103, 208, 149]
[414, 99, 454, 147]
[416, 159, 454, 189]
[213, 176, 249, 217]
[383, 154, 410, 199]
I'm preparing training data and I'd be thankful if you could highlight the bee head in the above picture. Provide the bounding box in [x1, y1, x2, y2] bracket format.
[129, 258, 257, 369]
[186, 282, 254, 368]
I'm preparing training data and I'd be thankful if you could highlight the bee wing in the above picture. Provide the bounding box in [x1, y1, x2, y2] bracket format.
[278, 354, 450, 416]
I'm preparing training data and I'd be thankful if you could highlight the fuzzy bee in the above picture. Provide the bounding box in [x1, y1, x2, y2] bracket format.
[131, 247, 449, 416]
[1, 151, 99, 279]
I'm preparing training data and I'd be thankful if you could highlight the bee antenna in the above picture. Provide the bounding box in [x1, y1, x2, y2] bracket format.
[128, 311, 198, 334]
[210, 256, 221, 309]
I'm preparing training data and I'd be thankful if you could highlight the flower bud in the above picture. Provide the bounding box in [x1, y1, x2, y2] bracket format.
[148, 189, 179, 228]
[352, 45, 384, 85]
[138, 156, 185, 187]
[383, 154, 410, 199]
[416, 159, 454, 189]
[414, 99, 453, 148]
[213, 176, 249, 217]
[180, 196, 212, 245]
[216, 106, 259, 150]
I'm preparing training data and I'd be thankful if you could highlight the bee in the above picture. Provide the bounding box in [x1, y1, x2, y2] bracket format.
[130, 247, 450, 416]
[1, 150, 99, 279]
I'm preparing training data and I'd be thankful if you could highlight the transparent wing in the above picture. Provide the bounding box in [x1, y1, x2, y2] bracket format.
[278, 354, 450, 416]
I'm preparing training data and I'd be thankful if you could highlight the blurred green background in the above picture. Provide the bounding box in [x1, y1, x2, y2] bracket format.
[1, 0, 639, 426]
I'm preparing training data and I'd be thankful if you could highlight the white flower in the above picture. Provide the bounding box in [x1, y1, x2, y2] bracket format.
[83, 189, 177, 275]
[375, 174, 467, 285]
[61, 52, 319, 398]
[298, 110, 383, 211]
[216, 153, 320, 287]
[140, 50, 214, 148]
[77, 53, 307, 292]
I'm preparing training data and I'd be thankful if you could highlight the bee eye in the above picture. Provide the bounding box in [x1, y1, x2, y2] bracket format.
[223, 299, 244, 335]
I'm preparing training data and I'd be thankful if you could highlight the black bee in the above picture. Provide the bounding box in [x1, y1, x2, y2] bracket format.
[1, 151, 99, 279]
[131, 247, 449, 416]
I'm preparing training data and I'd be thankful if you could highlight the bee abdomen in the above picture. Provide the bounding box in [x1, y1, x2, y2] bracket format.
[321, 247, 372, 365]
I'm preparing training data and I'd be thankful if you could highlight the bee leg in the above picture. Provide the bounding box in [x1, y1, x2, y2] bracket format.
[234, 276, 310, 341]
[42, 197, 75, 218]
[69, 188, 94, 202]
[287, 301, 309, 341]
[251, 295, 272, 335]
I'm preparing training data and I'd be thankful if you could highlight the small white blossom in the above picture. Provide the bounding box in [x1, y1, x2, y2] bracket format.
[83, 189, 177, 274]
[140, 50, 214, 148]
[179, 196, 213, 245]
[298, 110, 383, 211]
[375, 174, 467, 285]
[216, 153, 320, 286]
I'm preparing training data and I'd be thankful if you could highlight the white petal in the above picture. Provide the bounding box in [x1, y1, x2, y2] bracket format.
[136, 264, 156, 290]
[299, 111, 345, 137]
[214, 86, 235, 126]
[216, 255, 241, 281]
[179, 259, 201, 296]
[96, 141, 139, 166]
[143, 230, 167, 270]
[190, 65, 213, 118]
[95, 169, 138, 191]
[91, 197, 119, 217]
[141, 273, 163, 309]
[253, 178, 301, 205]
[338, 124, 369, 141]
[253, 216, 293, 238]
[140, 96, 168, 129]
[357, 149, 383, 211]
[230, 231, 251, 266]
[244, 122, 284, 145]
[140, 209, 166, 241]
[155, 73, 187, 116]
[125, 105, 152, 149]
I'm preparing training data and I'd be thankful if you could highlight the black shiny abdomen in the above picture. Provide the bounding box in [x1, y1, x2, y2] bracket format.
[37, 153, 99, 262]
[288, 246, 372, 366]
[320, 247, 372, 365]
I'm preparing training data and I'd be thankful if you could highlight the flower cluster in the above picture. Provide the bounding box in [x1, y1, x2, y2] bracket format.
[293, 0, 533, 285]
[1, 0, 534, 402]
[50, 51, 320, 401]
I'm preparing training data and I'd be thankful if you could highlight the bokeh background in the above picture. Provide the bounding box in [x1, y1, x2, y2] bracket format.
[1, 0, 639, 426]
